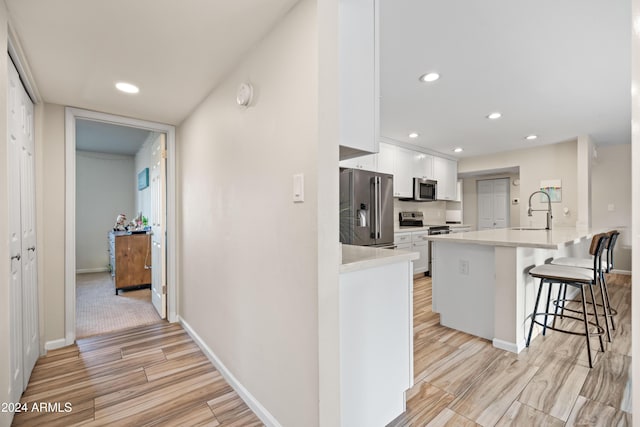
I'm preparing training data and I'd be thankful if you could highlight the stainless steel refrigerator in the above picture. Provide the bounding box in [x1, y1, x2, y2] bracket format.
[340, 168, 394, 247]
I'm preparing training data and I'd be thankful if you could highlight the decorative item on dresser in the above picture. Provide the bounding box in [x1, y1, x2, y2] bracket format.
[108, 231, 152, 295]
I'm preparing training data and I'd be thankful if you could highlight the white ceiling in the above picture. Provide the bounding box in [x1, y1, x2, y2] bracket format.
[5, 0, 300, 125]
[380, 0, 631, 157]
[76, 120, 153, 155]
[5, 0, 632, 158]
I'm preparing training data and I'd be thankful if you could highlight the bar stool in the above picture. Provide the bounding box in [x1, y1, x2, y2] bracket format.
[551, 230, 619, 341]
[526, 233, 609, 368]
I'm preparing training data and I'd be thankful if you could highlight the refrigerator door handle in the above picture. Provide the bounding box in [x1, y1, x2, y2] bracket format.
[374, 176, 381, 239]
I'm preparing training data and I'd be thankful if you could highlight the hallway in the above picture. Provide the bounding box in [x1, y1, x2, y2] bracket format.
[12, 322, 263, 426]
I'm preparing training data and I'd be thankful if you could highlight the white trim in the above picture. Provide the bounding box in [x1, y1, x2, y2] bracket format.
[44, 338, 67, 351]
[7, 23, 41, 103]
[178, 316, 282, 427]
[76, 268, 109, 274]
[65, 107, 178, 347]
[611, 269, 632, 275]
[492, 338, 524, 354]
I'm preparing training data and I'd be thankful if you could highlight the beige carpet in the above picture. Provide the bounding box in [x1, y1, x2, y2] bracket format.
[76, 272, 162, 339]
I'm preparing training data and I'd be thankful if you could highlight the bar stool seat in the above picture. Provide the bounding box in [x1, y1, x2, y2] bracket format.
[550, 230, 619, 339]
[552, 256, 605, 270]
[529, 264, 593, 283]
[526, 233, 609, 368]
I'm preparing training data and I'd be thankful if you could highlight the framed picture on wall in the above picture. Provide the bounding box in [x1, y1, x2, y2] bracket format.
[138, 168, 149, 190]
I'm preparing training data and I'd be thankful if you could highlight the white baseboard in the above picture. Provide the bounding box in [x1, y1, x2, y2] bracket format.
[611, 269, 631, 275]
[76, 267, 109, 274]
[178, 316, 282, 427]
[44, 338, 68, 351]
[492, 338, 524, 354]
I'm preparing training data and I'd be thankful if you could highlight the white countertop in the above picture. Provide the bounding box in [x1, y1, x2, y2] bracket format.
[340, 244, 419, 273]
[394, 223, 472, 233]
[426, 226, 603, 249]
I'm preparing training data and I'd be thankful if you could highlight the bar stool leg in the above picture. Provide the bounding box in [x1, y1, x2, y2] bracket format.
[588, 283, 605, 352]
[580, 284, 594, 368]
[543, 281, 554, 336]
[526, 278, 545, 347]
[598, 273, 612, 342]
[601, 271, 616, 331]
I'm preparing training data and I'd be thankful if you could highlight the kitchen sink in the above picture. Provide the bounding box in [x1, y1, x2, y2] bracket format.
[511, 227, 547, 231]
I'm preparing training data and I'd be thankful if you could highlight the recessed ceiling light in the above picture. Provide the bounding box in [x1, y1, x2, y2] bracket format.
[453, 147, 463, 153]
[419, 72, 440, 83]
[115, 82, 139, 94]
[487, 112, 502, 120]
[408, 132, 419, 139]
[525, 135, 538, 140]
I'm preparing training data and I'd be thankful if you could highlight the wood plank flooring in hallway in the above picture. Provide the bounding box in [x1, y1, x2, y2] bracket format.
[388, 274, 632, 427]
[12, 322, 264, 426]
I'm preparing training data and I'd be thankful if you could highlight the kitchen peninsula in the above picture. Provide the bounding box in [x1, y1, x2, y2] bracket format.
[427, 227, 600, 354]
[339, 244, 418, 426]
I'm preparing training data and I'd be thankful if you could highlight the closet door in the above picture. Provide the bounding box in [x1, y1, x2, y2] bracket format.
[7, 58, 39, 395]
[7, 58, 24, 402]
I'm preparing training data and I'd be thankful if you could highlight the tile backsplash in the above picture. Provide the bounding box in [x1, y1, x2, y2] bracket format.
[394, 199, 448, 227]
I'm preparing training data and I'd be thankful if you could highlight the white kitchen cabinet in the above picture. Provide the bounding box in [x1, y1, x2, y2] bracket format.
[434, 156, 458, 201]
[411, 231, 430, 274]
[393, 147, 415, 198]
[394, 232, 412, 246]
[339, 153, 377, 171]
[338, 0, 379, 157]
[377, 142, 395, 175]
[413, 153, 434, 180]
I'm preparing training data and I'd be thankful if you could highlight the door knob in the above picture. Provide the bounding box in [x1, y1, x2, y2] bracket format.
[11, 254, 21, 261]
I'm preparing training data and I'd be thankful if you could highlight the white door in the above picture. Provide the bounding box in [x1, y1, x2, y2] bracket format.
[7, 58, 39, 396]
[150, 134, 166, 318]
[477, 178, 510, 230]
[8, 59, 24, 402]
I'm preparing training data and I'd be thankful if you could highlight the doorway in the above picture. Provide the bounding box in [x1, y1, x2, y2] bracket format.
[477, 178, 510, 230]
[64, 108, 176, 345]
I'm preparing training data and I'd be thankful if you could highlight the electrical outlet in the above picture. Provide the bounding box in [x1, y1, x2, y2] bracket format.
[608, 204, 615, 212]
[459, 259, 469, 275]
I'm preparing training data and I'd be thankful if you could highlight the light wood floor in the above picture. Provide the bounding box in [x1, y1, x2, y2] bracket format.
[12, 322, 264, 426]
[12, 275, 632, 426]
[388, 274, 632, 427]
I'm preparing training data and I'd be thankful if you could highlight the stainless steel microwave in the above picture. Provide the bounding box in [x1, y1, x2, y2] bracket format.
[412, 178, 437, 201]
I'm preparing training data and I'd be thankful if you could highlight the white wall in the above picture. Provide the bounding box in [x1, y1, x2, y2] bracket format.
[39, 103, 66, 343]
[591, 143, 632, 270]
[459, 140, 578, 229]
[177, 1, 319, 425]
[135, 134, 157, 218]
[75, 151, 135, 272]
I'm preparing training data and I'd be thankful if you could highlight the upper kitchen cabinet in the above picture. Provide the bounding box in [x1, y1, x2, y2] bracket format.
[376, 142, 395, 175]
[339, 0, 379, 160]
[393, 147, 415, 198]
[433, 157, 458, 200]
[413, 152, 434, 180]
[339, 153, 377, 171]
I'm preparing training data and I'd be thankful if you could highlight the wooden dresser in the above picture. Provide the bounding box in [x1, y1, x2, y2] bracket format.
[108, 231, 152, 294]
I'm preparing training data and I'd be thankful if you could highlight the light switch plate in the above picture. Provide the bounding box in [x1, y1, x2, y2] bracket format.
[293, 173, 304, 203]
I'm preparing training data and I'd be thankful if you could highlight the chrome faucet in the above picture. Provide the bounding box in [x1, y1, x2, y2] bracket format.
[527, 190, 553, 230]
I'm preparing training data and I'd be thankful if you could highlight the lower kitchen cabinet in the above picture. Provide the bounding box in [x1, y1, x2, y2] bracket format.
[411, 231, 429, 274]
[395, 231, 429, 274]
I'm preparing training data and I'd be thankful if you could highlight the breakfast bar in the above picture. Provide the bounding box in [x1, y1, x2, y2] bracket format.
[427, 227, 601, 353]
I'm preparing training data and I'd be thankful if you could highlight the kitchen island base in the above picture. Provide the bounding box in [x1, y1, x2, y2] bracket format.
[431, 232, 591, 353]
